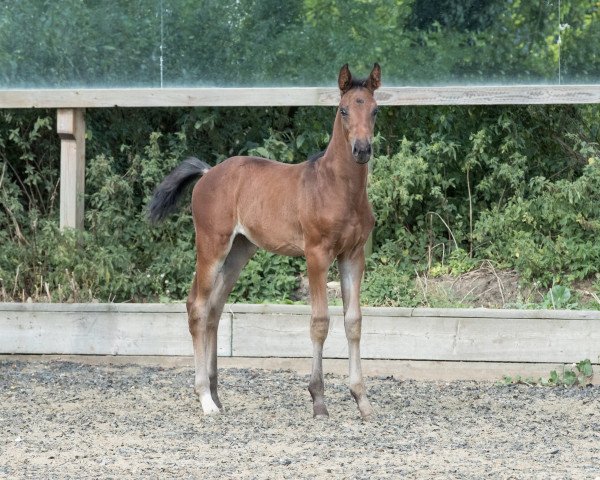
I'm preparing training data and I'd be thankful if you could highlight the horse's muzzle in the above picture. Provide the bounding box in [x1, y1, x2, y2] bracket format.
[352, 140, 372, 164]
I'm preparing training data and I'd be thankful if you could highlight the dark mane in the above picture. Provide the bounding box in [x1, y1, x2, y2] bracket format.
[308, 150, 325, 163]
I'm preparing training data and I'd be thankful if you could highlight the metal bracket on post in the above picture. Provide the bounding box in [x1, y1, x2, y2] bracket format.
[57, 108, 85, 230]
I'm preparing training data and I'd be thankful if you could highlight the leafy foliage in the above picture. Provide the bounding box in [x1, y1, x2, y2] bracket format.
[1, 101, 600, 304]
[229, 251, 305, 304]
[502, 359, 594, 387]
[474, 160, 600, 284]
[367, 105, 600, 305]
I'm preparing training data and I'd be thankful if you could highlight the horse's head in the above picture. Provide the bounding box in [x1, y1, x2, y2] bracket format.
[337, 63, 381, 164]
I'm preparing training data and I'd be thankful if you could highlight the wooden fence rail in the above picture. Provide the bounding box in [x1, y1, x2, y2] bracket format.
[1, 303, 598, 363]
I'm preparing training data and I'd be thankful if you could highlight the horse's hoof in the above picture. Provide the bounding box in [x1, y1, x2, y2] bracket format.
[200, 394, 221, 415]
[314, 413, 330, 420]
[359, 401, 375, 421]
[202, 405, 221, 415]
[361, 412, 375, 421]
[360, 407, 375, 421]
[313, 404, 329, 418]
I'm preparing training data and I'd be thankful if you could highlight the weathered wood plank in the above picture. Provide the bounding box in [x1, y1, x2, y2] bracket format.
[360, 316, 600, 362]
[227, 304, 600, 320]
[2, 303, 596, 321]
[2, 85, 600, 108]
[0, 302, 188, 314]
[230, 314, 460, 358]
[231, 312, 600, 363]
[0, 88, 327, 108]
[231, 313, 311, 357]
[0, 308, 231, 356]
[409, 307, 600, 320]
[375, 85, 600, 105]
[57, 108, 85, 230]
[1, 304, 598, 362]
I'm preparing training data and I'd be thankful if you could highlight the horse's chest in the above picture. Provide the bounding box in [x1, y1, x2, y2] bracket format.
[339, 214, 371, 245]
[300, 188, 373, 252]
[318, 208, 373, 252]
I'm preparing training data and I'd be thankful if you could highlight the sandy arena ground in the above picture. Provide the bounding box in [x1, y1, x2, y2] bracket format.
[1, 358, 599, 479]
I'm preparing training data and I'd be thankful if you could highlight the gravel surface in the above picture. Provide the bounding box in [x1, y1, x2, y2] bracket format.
[1, 359, 599, 479]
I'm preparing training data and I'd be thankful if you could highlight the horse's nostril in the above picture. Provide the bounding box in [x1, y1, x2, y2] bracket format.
[352, 141, 372, 157]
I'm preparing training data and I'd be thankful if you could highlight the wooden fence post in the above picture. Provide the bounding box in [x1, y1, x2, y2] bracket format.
[56, 108, 85, 230]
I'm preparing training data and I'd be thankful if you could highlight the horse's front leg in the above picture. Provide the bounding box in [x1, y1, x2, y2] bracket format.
[338, 249, 374, 420]
[306, 248, 333, 418]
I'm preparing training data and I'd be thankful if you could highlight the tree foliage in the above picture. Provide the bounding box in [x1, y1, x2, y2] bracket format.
[1, 1, 599, 87]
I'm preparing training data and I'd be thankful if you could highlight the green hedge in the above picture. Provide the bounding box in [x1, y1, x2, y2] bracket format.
[1, 105, 599, 304]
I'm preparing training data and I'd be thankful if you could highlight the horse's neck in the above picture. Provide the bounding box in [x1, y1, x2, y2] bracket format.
[319, 114, 369, 196]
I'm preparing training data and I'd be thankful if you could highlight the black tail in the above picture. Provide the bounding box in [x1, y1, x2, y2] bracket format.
[148, 157, 211, 223]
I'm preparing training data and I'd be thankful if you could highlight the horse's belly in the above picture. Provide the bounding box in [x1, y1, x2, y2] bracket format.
[265, 241, 305, 257]
[237, 223, 305, 257]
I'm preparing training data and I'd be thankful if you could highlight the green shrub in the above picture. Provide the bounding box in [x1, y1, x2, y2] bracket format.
[474, 161, 600, 284]
[1, 104, 600, 305]
[230, 251, 305, 303]
[362, 263, 419, 307]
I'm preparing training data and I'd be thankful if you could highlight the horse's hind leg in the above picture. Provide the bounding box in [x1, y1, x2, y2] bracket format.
[187, 267, 220, 415]
[187, 231, 236, 415]
[205, 235, 257, 409]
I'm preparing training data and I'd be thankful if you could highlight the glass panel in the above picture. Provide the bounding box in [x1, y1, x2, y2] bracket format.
[560, 1, 600, 84]
[0, 0, 591, 89]
[0, 0, 160, 89]
[162, 0, 560, 87]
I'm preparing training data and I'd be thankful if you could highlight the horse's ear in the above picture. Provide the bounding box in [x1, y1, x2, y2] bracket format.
[366, 63, 381, 93]
[338, 64, 353, 95]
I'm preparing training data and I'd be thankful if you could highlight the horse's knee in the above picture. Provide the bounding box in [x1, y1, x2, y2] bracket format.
[310, 315, 330, 343]
[187, 299, 205, 334]
[186, 297, 195, 317]
[344, 312, 362, 342]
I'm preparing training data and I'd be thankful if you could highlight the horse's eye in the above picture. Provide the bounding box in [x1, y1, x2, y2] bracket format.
[372, 107, 380, 117]
[340, 107, 349, 117]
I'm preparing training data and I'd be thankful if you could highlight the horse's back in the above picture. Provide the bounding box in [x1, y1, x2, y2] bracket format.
[195, 155, 303, 199]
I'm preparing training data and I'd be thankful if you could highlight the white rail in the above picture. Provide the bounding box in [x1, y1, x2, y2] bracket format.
[2, 85, 600, 108]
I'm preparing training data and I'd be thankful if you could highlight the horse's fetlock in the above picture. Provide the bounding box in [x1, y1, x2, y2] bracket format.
[349, 382, 366, 400]
[308, 379, 324, 399]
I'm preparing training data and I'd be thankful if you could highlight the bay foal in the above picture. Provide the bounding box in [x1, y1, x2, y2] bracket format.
[149, 63, 381, 419]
